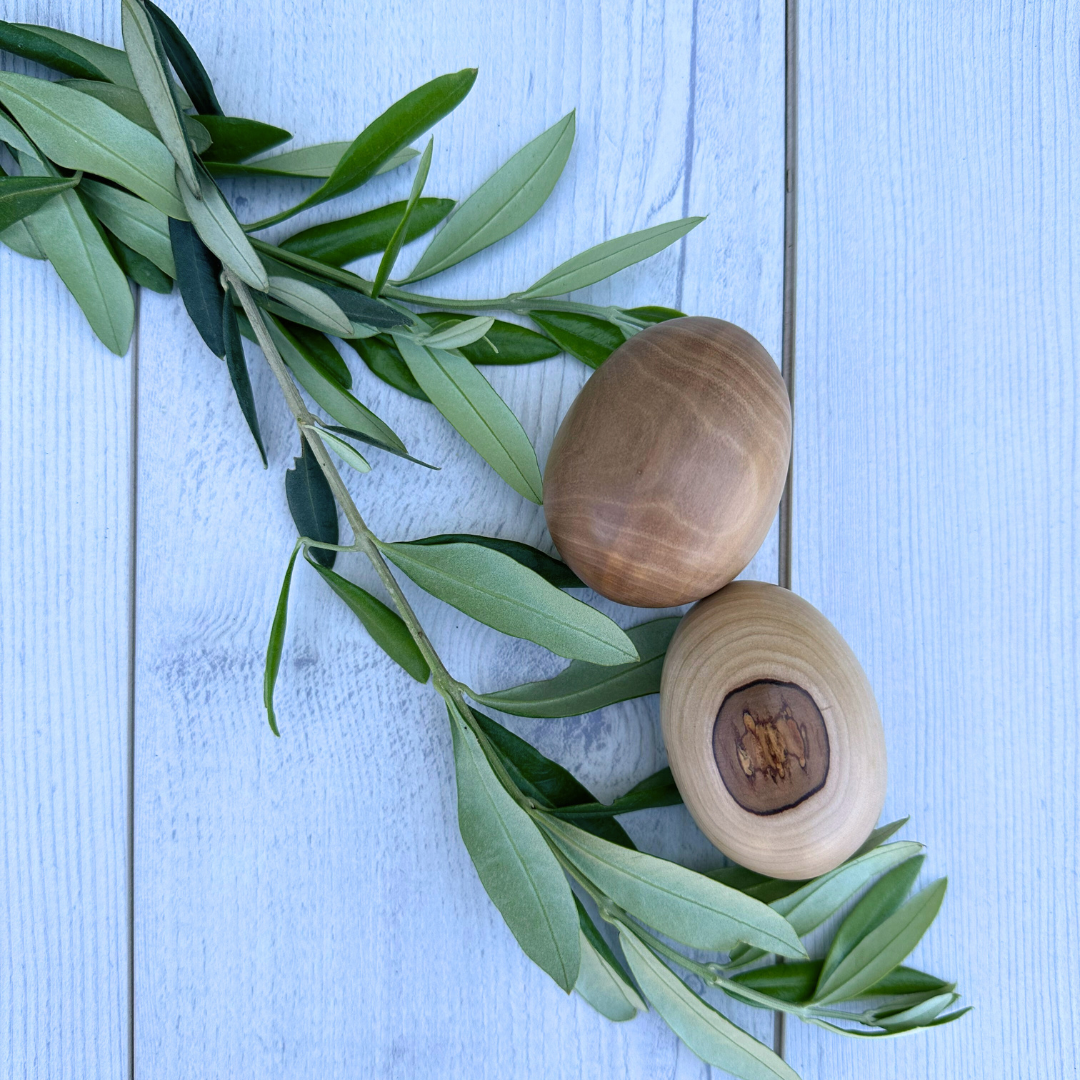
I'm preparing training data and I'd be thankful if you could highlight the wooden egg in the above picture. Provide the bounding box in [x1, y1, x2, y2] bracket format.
[660, 581, 887, 879]
[543, 317, 791, 608]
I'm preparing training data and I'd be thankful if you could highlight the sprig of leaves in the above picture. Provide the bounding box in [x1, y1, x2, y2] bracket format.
[0, 9, 963, 1076]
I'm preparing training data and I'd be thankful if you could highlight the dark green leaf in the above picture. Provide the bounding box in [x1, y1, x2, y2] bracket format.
[529, 310, 624, 368]
[264, 545, 299, 736]
[448, 702, 580, 992]
[169, 217, 225, 357]
[556, 766, 682, 819]
[285, 438, 339, 568]
[279, 198, 454, 266]
[275, 321, 351, 389]
[408, 534, 582, 588]
[348, 335, 429, 400]
[731, 960, 822, 1005]
[206, 141, 417, 179]
[316, 423, 437, 470]
[317, 282, 406, 330]
[250, 69, 477, 230]
[852, 818, 910, 859]
[862, 965, 954, 999]
[574, 896, 645, 1021]
[623, 305, 686, 324]
[418, 312, 560, 365]
[0, 173, 79, 233]
[372, 136, 431, 297]
[221, 294, 266, 466]
[143, 0, 223, 115]
[266, 275, 353, 335]
[0, 20, 108, 79]
[473, 616, 679, 718]
[110, 232, 172, 292]
[81, 179, 175, 277]
[8, 23, 137, 88]
[309, 560, 429, 682]
[197, 115, 292, 163]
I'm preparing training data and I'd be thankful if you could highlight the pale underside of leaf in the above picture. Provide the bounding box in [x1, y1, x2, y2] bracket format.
[81, 178, 175, 277]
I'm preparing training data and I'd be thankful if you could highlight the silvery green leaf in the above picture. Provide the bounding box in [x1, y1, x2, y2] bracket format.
[180, 164, 268, 289]
[12, 23, 138, 88]
[382, 541, 638, 665]
[521, 217, 704, 298]
[0, 173, 79, 233]
[403, 111, 574, 282]
[851, 818, 909, 859]
[472, 616, 680, 718]
[393, 334, 543, 503]
[314, 427, 370, 473]
[1, 217, 45, 259]
[542, 818, 806, 959]
[418, 312, 560, 365]
[267, 275, 352, 335]
[447, 702, 580, 992]
[18, 151, 133, 355]
[0, 71, 186, 218]
[120, 0, 199, 193]
[0, 109, 38, 156]
[407, 533, 581, 588]
[872, 991, 957, 1030]
[143, 0, 222, 116]
[109, 233, 171, 292]
[554, 767, 682, 819]
[420, 315, 495, 351]
[0, 21, 107, 79]
[213, 144, 418, 181]
[574, 899, 645, 1021]
[810, 1007, 970, 1039]
[315, 423, 436, 470]
[263, 545, 298, 736]
[82, 179, 174, 277]
[372, 136, 432, 297]
[813, 878, 948, 1004]
[619, 931, 799, 1080]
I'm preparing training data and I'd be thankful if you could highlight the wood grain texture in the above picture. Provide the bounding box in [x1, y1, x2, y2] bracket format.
[789, 2, 1079, 1076]
[0, 5, 131, 1078]
[131, 2, 787, 1078]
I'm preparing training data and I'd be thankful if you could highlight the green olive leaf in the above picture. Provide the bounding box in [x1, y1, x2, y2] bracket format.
[315, 427, 370, 474]
[0, 214, 45, 259]
[381, 541, 639, 666]
[813, 878, 948, 1004]
[622, 305, 686, 324]
[0, 20, 108, 79]
[372, 137, 432, 297]
[811, 1006, 971, 1040]
[279, 197, 454, 266]
[403, 111, 575, 283]
[542, 818, 806, 959]
[472, 616, 680, 718]
[521, 217, 704, 298]
[221, 293, 266, 466]
[8, 23, 139, 88]
[529, 309, 624, 368]
[314, 422, 436, 470]
[619, 931, 799, 1080]
[207, 143, 417, 180]
[419, 315, 494, 351]
[308, 559, 429, 683]
[109, 232, 171, 292]
[393, 334, 543, 503]
[872, 991, 958, 1031]
[728, 961, 951, 1007]
[265, 322, 352, 389]
[574, 898, 645, 1021]
[448, 702, 580, 993]
[198, 115, 292, 163]
[861, 965, 953, 999]
[249, 70, 476, 230]
[418, 312, 560, 366]
[851, 817, 910, 859]
[0, 173, 79, 233]
[263, 544, 299, 737]
[0, 71, 186, 218]
[143, 0, 223, 116]
[554, 766, 682, 819]
[406, 534, 582, 589]
[266, 275, 353, 336]
[285, 437, 338, 569]
[169, 217, 225, 357]
[82, 178, 175, 277]
[348, 335, 429, 401]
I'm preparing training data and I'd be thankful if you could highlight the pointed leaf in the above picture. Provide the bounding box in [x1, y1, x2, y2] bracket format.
[169, 217, 225, 356]
[404, 111, 575, 282]
[814, 879, 948, 1004]
[810, 1007, 970, 1040]
[316, 428, 370, 473]
[207, 142, 417, 179]
[574, 899, 645, 1021]
[862, 965, 954, 999]
[264, 545, 299, 736]
[0, 20, 108, 79]
[418, 312, 560, 365]
[110, 233, 171, 292]
[555, 766, 682, 819]
[285, 438, 338, 568]
[448, 702, 580, 992]
[852, 818, 910, 859]
[873, 992, 957, 1031]
[1, 217, 45, 258]
[474, 616, 680, 718]
[0, 174, 79, 232]
[543, 818, 807, 958]
[372, 136, 432, 296]
[221, 295, 266, 465]
[0, 71, 186, 218]
[198, 115, 292, 163]
[267, 275, 352, 335]
[309, 561, 429, 682]
[730, 960, 823, 1005]
[407, 533, 582, 588]
[420, 315, 494, 351]
[393, 334, 543, 502]
[529, 309, 624, 368]
[349, 335, 429, 401]
[315, 423, 435, 470]
[382, 540, 639, 665]
[619, 932, 799, 1080]
[623, 305, 686, 324]
[82, 179, 175, 276]
[143, 0, 222, 115]
[522, 217, 704, 297]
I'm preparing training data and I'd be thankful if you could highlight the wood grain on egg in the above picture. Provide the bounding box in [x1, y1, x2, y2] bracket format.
[543, 317, 791, 607]
[660, 581, 887, 879]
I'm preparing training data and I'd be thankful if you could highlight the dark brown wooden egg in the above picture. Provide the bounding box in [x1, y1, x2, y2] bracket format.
[543, 317, 791, 608]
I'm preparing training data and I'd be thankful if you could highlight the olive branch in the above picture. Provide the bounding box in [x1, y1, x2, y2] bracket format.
[0, 4, 966, 1076]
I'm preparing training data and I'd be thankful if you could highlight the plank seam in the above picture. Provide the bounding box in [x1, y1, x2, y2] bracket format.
[675, 0, 700, 311]
[127, 286, 140, 1080]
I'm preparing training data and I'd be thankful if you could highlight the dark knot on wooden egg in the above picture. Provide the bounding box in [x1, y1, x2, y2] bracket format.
[543, 316, 791, 608]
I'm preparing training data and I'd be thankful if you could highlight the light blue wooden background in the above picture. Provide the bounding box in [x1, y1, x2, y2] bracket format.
[1, 1, 1076, 1078]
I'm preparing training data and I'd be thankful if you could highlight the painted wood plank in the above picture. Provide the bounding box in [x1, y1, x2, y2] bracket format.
[132, 1, 786, 1077]
[788, 2, 1078, 1077]
[0, 4, 131, 1078]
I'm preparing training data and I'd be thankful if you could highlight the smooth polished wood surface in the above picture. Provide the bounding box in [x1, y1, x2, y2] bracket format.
[544, 317, 790, 607]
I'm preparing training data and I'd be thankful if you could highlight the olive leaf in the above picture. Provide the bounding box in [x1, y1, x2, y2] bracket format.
[249, 69, 477, 230]
[169, 217, 225, 357]
[619, 931, 799, 1080]
[574, 898, 645, 1021]
[314, 422, 437, 470]
[1, 216, 45, 259]
[529, 310, 624, 368]
[622, 305, 685, 324]
[143, 0, 223, 116]
[419, 315, 494, 351]
[349, 335, 429, 401]
[263, 545, 299, 737]
[541, 817, 807, 959]
[417, 313, 560, 365]
[810, 1008, 971, 1040]
[198, 115, 292, 163]
[472, 616, 680, 718]
[12, 23, 141, 90]
[521, 217, 705, 298]
[0, 173, 80, 233]
[372, 136, 432, 297]
[812, 878, 948, 1005]
[120, 0, 200, 194]
[0, 71, 187, 218]
[207, 143, 418, 180]
[553, 766, 682, 819]
[852, 817, 910, 859]
[393, 334, 544, 503]
[729, 961, 952, 1007]
[285, 438, 339, 569]
[407, 534, 582, 589]
[380, 540, 639, 666]
[109, 233, 171, 292]
[315, 428, 370, 474]
[272, 321, 352, 390]
[83, 179, 175, 277]
[266, 276, 353, 336]
[308, 559, 429, 683]
[280, 197, 454, 266]
[221, 294, 266, 466]
[0, 20, 109, 79]
[447, 702, 580, 993]
[402, 111, 575, 283]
